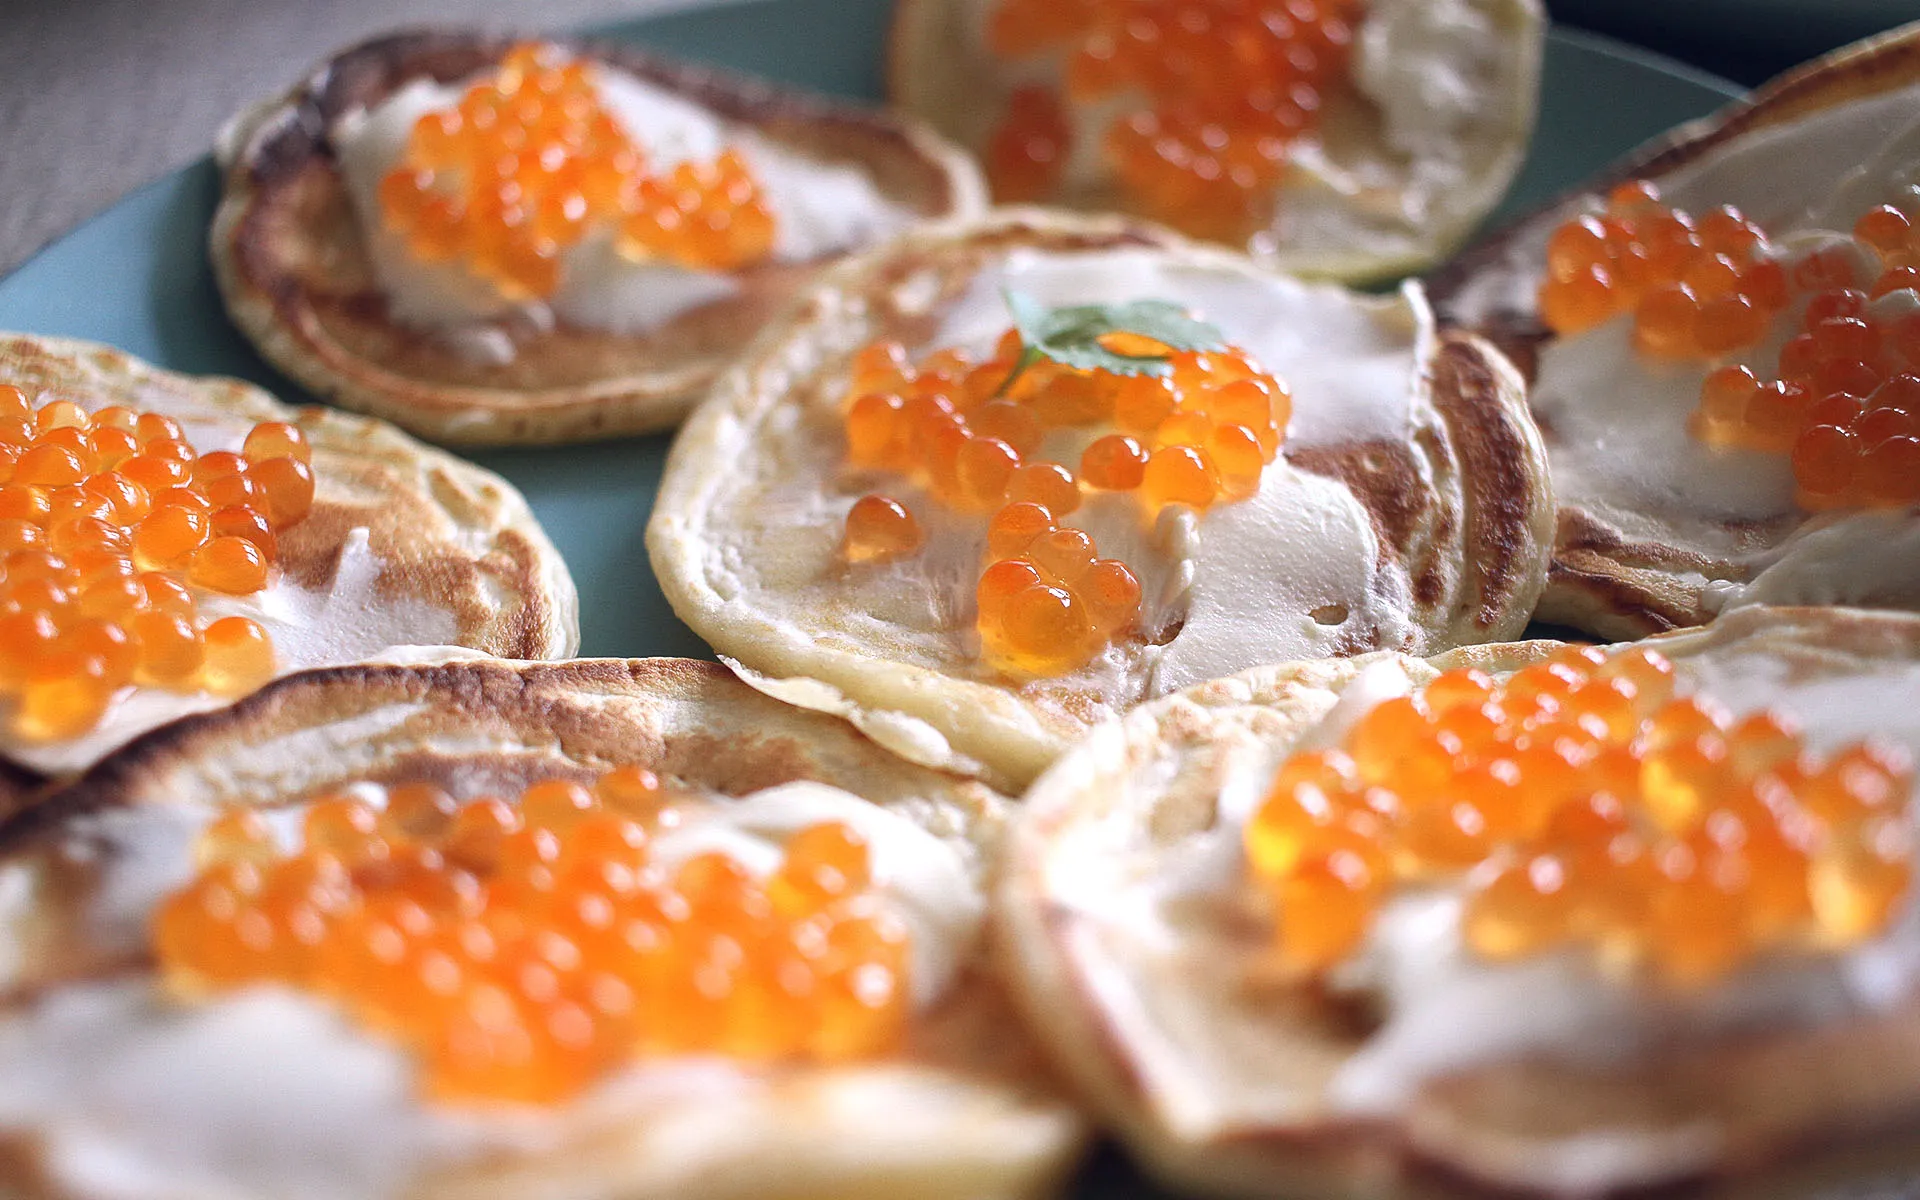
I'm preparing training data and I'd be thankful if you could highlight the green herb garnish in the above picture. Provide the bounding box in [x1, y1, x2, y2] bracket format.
[997, 289, 1227, 395]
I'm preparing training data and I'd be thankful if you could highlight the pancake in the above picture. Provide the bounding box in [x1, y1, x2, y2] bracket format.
[0, 655, 1085, 1200]
[648, 210, 1553, 791]
[0, 332, 577, 811]
[888, 0, 1543, 281]
[211, 30, 986, 447]
[1429, 22, 1920, 640]
[997, 604, 1920, 1197]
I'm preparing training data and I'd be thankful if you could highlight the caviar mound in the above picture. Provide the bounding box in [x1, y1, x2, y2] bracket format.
[212, 29, 986, 447]
[998, 604, 1920, 1200]
[0, 387, 309, 745]
[835, 320, 1288, 680]
[0, 657, 1083, 1200]
[649, 210, 1553, 790]
[889, 0, 1544, 281]
[1428, 21, 1920, 639]
[0, 332, 578, 804]
[158, 774, 914, 1104]
[1246, 642, 1909, 984]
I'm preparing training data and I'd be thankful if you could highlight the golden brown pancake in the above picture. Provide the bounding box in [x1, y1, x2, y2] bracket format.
[649, 209, 1553, 791]
[0, 656, 1085, 1200]
[888, 0, 1543, 281]
[211, 30, 986, 447]
[1430, 23, 1920, 640]
[998, 605, 1920, 1198]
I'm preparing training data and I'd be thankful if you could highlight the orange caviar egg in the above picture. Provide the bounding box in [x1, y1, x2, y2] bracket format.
[1246, 643, 1912, 985]
[1080, 433, 1149, 490]
[1005, 461, 1082, 516]
[251, 457, 316, 528]
[1141, 444, 1219, 509]
[0, 389, 316, 737]
[842, 495, 925, 563]
[201, 617, 275, 696]
[381, 43, 777, 300]
[986, 85, 1071, 203]
[155, 771, 913, 1102]
[191, 536, 269, 594]
[243, 422, 312, 465]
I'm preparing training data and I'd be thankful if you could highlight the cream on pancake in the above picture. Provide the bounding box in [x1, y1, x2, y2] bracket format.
[648, 211, 1552, 790]
[0, 656, 1084, 1200]
[1432, 22, 1920, 638]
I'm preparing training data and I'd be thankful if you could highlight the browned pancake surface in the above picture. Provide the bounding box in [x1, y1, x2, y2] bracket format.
[213, 30, 986, 446]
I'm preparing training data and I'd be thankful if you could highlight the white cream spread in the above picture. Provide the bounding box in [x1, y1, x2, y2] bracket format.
[928, 248, 1433, 693]
[1527, 80, 1920, 586]
[333, 66, 911, 341]
[1705, 512, 1920, 615]
[0, 782, 981, 1199]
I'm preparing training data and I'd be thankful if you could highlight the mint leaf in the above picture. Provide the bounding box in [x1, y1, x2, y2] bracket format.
[1000, 289, 1226, 388]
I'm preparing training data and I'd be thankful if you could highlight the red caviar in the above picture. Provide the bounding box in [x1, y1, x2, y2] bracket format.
[1539, 181, 1783, 350]
[154, 770, 911, 1103]
[1541, 182, 1920, 511]
[838, 325, 1290, 677]
[1245, 644, 1913, 983]
[983, 0, 1362, 239]
[0, 385, 303, 738]
[380, 42, 776, 302]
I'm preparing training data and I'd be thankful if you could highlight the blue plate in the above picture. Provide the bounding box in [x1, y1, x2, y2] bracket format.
[0, 2, 1743, 1194]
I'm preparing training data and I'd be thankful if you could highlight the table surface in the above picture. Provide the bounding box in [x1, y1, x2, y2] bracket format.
[1, 0, 1917, 279]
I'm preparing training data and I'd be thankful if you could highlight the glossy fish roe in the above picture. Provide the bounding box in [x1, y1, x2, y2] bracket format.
[984, 0, 1362, 238]
[1543, 183, 1920, 512]
[1244, 644, 1913, 983]
[380, 42, 776, 303]
[153, 770, 911, 1104]
[1695, 262, 1920, 509]
[837, 326, 1289, 677]
[1539, 181, 1784, 352]
[0, 383, 305, 739]
[842, 494, 925, 563]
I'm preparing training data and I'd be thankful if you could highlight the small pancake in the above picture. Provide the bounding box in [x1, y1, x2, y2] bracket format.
[0, 332, 577, 810]
[648, 210, 1553, 791]
[998, 605, 1920, 1198]
[211, 30, 986, 447]
[888, 0, 1544, 282]
[0, 656, 1086, 1200]
[1430, 22, 1920, 640]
